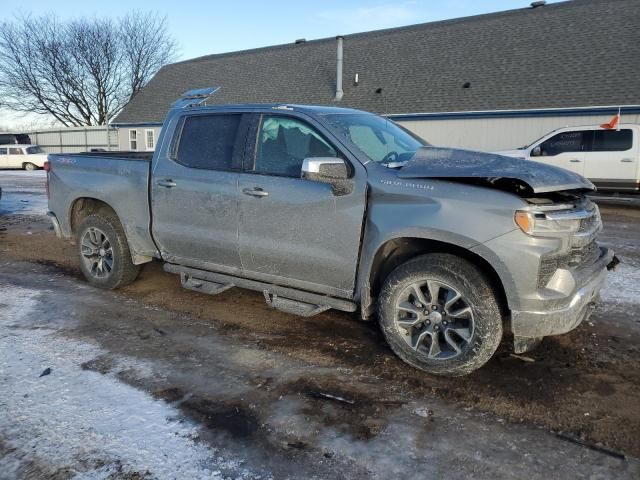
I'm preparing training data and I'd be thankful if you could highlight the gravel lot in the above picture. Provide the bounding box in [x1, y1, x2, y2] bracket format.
[1, 170, 639, 479]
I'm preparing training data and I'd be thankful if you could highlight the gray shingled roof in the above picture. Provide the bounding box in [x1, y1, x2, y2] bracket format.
[113, 0, 640, 124]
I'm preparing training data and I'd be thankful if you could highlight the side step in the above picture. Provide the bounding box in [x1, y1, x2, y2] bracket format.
[163, 263, 357, 316]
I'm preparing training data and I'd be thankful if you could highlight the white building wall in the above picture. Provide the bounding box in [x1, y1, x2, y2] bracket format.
[398, 113, 640, 152]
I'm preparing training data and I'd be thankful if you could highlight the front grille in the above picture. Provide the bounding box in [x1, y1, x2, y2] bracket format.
[569, 241, 600, 267]
[538, 240, 601, 289]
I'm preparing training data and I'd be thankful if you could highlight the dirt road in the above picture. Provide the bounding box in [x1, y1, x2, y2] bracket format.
[1, 171, 639, 479]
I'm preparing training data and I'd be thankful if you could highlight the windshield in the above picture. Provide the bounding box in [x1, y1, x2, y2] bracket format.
[323, 113, 428, 165]
[26, 146, 44, 154]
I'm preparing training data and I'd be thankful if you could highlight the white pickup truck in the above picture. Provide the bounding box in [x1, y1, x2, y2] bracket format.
[496, 125, 640, 192]
[0, 144, 48, 170]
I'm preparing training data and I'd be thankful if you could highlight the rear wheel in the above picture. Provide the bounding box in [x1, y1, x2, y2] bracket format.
[378, 253, 503, 376]
[23, 162, 37, 171]
[76, 213, 140, 289]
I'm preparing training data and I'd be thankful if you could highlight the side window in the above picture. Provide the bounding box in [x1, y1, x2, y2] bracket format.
[539, 131, 586, 156]
[0, 148, 7, 154]
[592, 129, 632, 152]
[129, 130, 138, 150]
[176, 114, 241, 170]
[254, 115, 337, 177]
[145, 129, 155, 151]
[9, 148, 23, 155]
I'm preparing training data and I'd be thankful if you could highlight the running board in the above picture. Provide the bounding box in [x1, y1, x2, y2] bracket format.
[163, 263, 357, 315]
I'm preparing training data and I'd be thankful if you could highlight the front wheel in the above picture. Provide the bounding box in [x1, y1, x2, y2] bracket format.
[76, 213, 141, 289]
[378, 253, 503, 376]
[23, 162, 37, 171]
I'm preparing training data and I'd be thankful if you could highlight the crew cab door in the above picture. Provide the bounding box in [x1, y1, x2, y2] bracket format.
[583, 128, 639, 190]
[529, 129, 589, 176]
[237, 113, 367, 298]
[151, 113, 248, 270]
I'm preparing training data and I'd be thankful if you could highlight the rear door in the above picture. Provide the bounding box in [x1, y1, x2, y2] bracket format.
[237, 113, 367, 298]
[151, 112, 248, 270]
[583, 128, 638, 190]
[530, 130, 589, 176]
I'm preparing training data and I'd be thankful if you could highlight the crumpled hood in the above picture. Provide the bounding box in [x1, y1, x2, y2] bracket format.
[398, 146, 594, 194]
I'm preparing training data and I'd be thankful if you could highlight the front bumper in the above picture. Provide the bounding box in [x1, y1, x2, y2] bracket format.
[510, 247, 614, 338]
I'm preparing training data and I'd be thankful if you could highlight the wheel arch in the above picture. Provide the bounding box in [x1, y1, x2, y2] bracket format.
[359, 236, 512, 321]
[68, 197, 152, 265]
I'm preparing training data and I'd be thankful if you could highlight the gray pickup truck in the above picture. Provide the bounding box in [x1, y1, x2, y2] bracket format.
[46, 89, 615, 376]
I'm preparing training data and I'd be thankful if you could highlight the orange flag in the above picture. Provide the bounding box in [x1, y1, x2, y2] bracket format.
[600, 113, 620, 130]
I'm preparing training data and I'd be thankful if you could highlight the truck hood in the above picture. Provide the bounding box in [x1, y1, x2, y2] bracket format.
[397, 146, 594, 194]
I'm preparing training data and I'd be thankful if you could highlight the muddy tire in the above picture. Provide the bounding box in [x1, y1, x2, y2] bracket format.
[76, 213, 140, 289]
[23, 162, 37, 171]
[378, 253, 502, 376]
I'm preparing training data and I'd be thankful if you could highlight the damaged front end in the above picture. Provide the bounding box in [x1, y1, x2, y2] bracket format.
[396, 147, 616, 353]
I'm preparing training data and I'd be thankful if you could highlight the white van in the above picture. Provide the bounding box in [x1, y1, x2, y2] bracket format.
[0, 144, 48, 170]
[496, 125, 640, 192]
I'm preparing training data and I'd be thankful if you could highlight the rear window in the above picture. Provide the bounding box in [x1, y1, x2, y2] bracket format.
[592, 129, 633, 152]
[175, 114, 241, 170]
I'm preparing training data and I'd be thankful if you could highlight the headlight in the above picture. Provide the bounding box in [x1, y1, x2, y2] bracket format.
[514, 209, 586, 236]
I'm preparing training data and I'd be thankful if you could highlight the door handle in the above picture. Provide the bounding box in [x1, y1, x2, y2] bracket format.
[569, 159, 581, 163]
[621, 158, 634, 163]
[242, 187, 269, 197]
[157, 179, 177, 188]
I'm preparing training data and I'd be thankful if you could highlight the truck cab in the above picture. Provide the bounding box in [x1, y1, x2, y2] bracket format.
[496, 124, 640, 192]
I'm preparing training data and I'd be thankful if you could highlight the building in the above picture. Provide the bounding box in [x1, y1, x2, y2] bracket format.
[113, 0, 640, 152]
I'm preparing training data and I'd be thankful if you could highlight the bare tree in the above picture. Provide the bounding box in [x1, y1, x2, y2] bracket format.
[0, 12, 178, 126]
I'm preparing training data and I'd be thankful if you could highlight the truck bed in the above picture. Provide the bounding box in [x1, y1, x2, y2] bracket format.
[46, 152, 158, 261]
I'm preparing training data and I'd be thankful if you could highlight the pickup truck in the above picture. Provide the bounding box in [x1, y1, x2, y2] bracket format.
[46, 89, 616, 376]
[495, 124, 640, 192]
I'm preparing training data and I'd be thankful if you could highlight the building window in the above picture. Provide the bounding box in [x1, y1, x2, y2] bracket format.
[145, 129, 155, 151]
[129, 129, 138, 150]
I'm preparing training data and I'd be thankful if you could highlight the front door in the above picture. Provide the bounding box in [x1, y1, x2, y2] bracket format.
[531, 130, 589, 176]
[583, 128, 638, 189]
[237, 114, 367, 298]
[151, 113, 247, 271]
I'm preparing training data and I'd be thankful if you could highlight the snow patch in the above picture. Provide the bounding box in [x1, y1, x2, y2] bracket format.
[601, 261, 640, 305]
[0, 284, 263, 479]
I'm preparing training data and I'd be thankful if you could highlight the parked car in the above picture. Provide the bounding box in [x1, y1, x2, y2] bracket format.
[0, 144, 48, 170]
[0, 132, 32, 145]
[45, 89, 615, 376]
[495, 124, 640, 192]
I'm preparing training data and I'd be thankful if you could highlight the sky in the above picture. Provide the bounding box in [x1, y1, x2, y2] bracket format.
[2, 0, 563, 127]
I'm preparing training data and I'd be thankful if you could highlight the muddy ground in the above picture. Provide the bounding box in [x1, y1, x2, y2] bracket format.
[1, 171, 639, 478]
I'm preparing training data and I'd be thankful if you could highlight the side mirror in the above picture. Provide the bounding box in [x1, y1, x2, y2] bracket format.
[531, 146, 541, 157]
[301, 157, 352, 195]
[301, 157, 349, 180]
